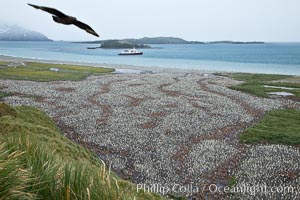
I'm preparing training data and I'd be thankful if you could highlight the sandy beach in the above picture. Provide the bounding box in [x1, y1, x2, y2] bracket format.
[0, 55, 215, 74]
[1, 56, 300, 199]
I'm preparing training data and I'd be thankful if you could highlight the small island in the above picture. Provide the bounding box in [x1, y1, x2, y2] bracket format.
[99, 40, 151, 49]
[81, 37, 264, 47]
[87, 40, 151, 49]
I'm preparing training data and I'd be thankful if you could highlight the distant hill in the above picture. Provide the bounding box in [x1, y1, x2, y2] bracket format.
[99, 40, 151, 49]
[0, 25, 51, 41]
[80, 37, 264, 45]
[129, 37, 204, 44]
[81, 37, 205, 45]
[209, 41, 264, 44]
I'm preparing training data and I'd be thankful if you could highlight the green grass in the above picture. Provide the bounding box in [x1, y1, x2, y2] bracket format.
[224, 73, 291, 82]
[240, 109, 300, 145]
[221, 73, 300, 98]
[228, 176, 237, 188]
[0, 103, 164, 200]
[0, 91, 13, 100]
[0, 62, 114, 82]
[0, 61, 9, 66]
[0, 102, 17, 117]
[0, 86, 13, 101]
[230, 82, 268, 97]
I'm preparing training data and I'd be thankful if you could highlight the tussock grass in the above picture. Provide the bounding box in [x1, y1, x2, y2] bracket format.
[221, 73, 300, 98]
[0, 62, 114, 82]
[0, 103, 164, 200]
[240, 109, 300, 145]
[0, 143, 37, 199]
[0, 103, 17, 117]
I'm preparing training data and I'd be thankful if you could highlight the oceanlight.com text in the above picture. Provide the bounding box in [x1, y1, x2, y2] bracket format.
[208, 183, 298, 196]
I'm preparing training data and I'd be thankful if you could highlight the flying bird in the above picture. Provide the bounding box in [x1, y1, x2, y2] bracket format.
[28, 3, 99, 37]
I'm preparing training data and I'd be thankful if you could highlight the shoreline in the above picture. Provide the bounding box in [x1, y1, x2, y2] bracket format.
[0, 54, 216, 74]
[1, 54, 299, 76]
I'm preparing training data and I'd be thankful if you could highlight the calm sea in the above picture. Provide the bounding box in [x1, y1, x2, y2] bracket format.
[1, 41, 300, 75]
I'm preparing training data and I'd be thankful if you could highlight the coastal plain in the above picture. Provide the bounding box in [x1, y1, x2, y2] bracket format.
[1, 58, 300, 199]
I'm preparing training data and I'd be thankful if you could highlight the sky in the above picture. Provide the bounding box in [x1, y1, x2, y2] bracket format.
[0, 0, 300, 42]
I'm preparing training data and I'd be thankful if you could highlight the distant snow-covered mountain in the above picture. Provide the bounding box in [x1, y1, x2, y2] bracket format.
[0, 25, 51, 41]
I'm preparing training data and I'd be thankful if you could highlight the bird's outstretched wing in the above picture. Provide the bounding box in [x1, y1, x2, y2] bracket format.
[73, 20, 99, 37]
[28, 3, 67, 18]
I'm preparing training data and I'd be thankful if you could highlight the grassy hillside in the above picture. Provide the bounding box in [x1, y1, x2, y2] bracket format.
[0, 62, 114, 82]
[0, 103, 164, 200]
[0, 61, 9, 66]
[220, 73, 300, 98]
[240, 109, 300, 145]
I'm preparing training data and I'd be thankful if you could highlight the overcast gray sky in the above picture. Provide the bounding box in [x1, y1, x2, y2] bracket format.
[1, 0, 300, 41]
